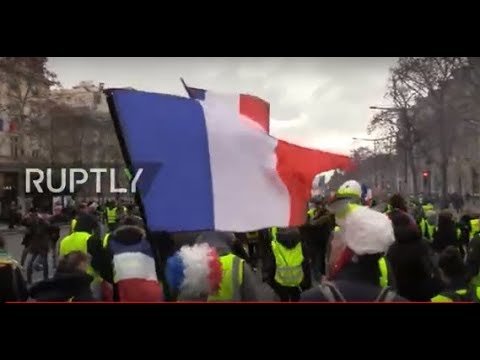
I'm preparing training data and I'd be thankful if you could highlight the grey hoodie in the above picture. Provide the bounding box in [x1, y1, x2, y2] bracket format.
[195, 231, 278, 302]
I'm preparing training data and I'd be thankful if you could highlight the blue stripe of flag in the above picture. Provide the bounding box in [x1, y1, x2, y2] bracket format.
[111, 90, 215, 232]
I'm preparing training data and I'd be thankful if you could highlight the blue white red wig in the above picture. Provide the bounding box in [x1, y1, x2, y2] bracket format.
[166, 243, 222, 300]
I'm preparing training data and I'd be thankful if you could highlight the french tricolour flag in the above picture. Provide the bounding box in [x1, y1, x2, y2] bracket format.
[110, 237, 163, 302]
[182, 79, 270, 134]
[0, 117, 15, 132]
[108, 89, 351, 233]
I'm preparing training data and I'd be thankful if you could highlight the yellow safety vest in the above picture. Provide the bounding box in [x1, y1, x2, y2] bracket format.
[271, 239, 304, 287]
[270, 227, 278, 241]
[378, 257, 389, 288]
[106, 208, 117, 224]
[431, 287, 480, 302]
[336, 203, 361, 220]
[208, 254, 244, 302]
[470, 219, 480, 240]
[59, 232, 100, 284]
[103, 233, 110, 248]
[420, 218, 435, 241]
[422, 203, 434, 212]
[70, 218, 77, 233]
[307, 208, 316, 221]
[471, 273, 480, 288]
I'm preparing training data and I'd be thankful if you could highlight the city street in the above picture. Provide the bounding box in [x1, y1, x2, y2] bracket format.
[4, 226, 69, 285]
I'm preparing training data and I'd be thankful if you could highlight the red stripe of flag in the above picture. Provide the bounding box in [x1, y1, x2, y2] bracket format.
[275, 140, 353, 225]
[239, 94, 270, 133]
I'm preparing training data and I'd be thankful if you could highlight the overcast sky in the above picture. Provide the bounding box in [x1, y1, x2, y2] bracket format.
[47, 57, 397, 154]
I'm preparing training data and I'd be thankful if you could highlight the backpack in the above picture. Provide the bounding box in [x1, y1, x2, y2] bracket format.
[318, 281, 398, 302]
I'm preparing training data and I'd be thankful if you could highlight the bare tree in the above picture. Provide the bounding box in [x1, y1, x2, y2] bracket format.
[368, 75, 424, 196]
[390, 57, 467, 201]
[0, 57, 59, 161]
[46, 103, 100, 166]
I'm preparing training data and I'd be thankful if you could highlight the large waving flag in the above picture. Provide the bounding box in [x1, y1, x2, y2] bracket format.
[181, 78, 270, 133]
[107, 89, 351, 233]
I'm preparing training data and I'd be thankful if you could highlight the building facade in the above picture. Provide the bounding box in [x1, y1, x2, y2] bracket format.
[0, 60, 51, 217]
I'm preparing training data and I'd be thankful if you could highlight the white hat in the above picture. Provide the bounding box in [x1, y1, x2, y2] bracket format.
[342, 206, 395, 255]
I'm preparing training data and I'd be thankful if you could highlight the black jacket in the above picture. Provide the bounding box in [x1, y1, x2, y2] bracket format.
[300, 255, 406, 302]
[433, 276, 472, 302]
[0, 254, 28, 303]
[432, 219, 458, 253]
[29, 271, 95, 302]
[299, 212, 335, 275]
[387, 230, 443, 301]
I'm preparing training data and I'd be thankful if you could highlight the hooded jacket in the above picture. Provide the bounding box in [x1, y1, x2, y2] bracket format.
[196, 231, 278, 301]
[29, 271, 95, 302]
[433, 214, 458, 253]
[387, 209, 443, 301]
[89, 225, 163, 302]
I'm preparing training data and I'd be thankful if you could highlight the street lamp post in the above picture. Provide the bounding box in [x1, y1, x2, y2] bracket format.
[369, 105, 411, 195]
[352, 136, 391, 190]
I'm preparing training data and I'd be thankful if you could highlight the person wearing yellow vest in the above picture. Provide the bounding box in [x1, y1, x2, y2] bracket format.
[243, 231, 260, 266]
[431, 246, 479, 302]
[193, 231, 276, 302]
[300, 195, 335, 284]
[301, 180, 405, 302]
[234, 229, 270, 269]
[422, 202, 435, 214]
[104, 201, 120, 232]
[432, 210, 461, 253]
[419, 210, 437, 242]
[263, 227, 310, 302]
[469, 216, 480, 241]
[466, 227, 480, 289]
[59, 213, 103, 299]
[70, 203, 88, 234]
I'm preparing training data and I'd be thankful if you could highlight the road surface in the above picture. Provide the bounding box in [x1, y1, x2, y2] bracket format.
[4, 226, 69, 285]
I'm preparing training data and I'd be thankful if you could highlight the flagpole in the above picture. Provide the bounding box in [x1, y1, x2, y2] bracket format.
[180, 77, 193, 98]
